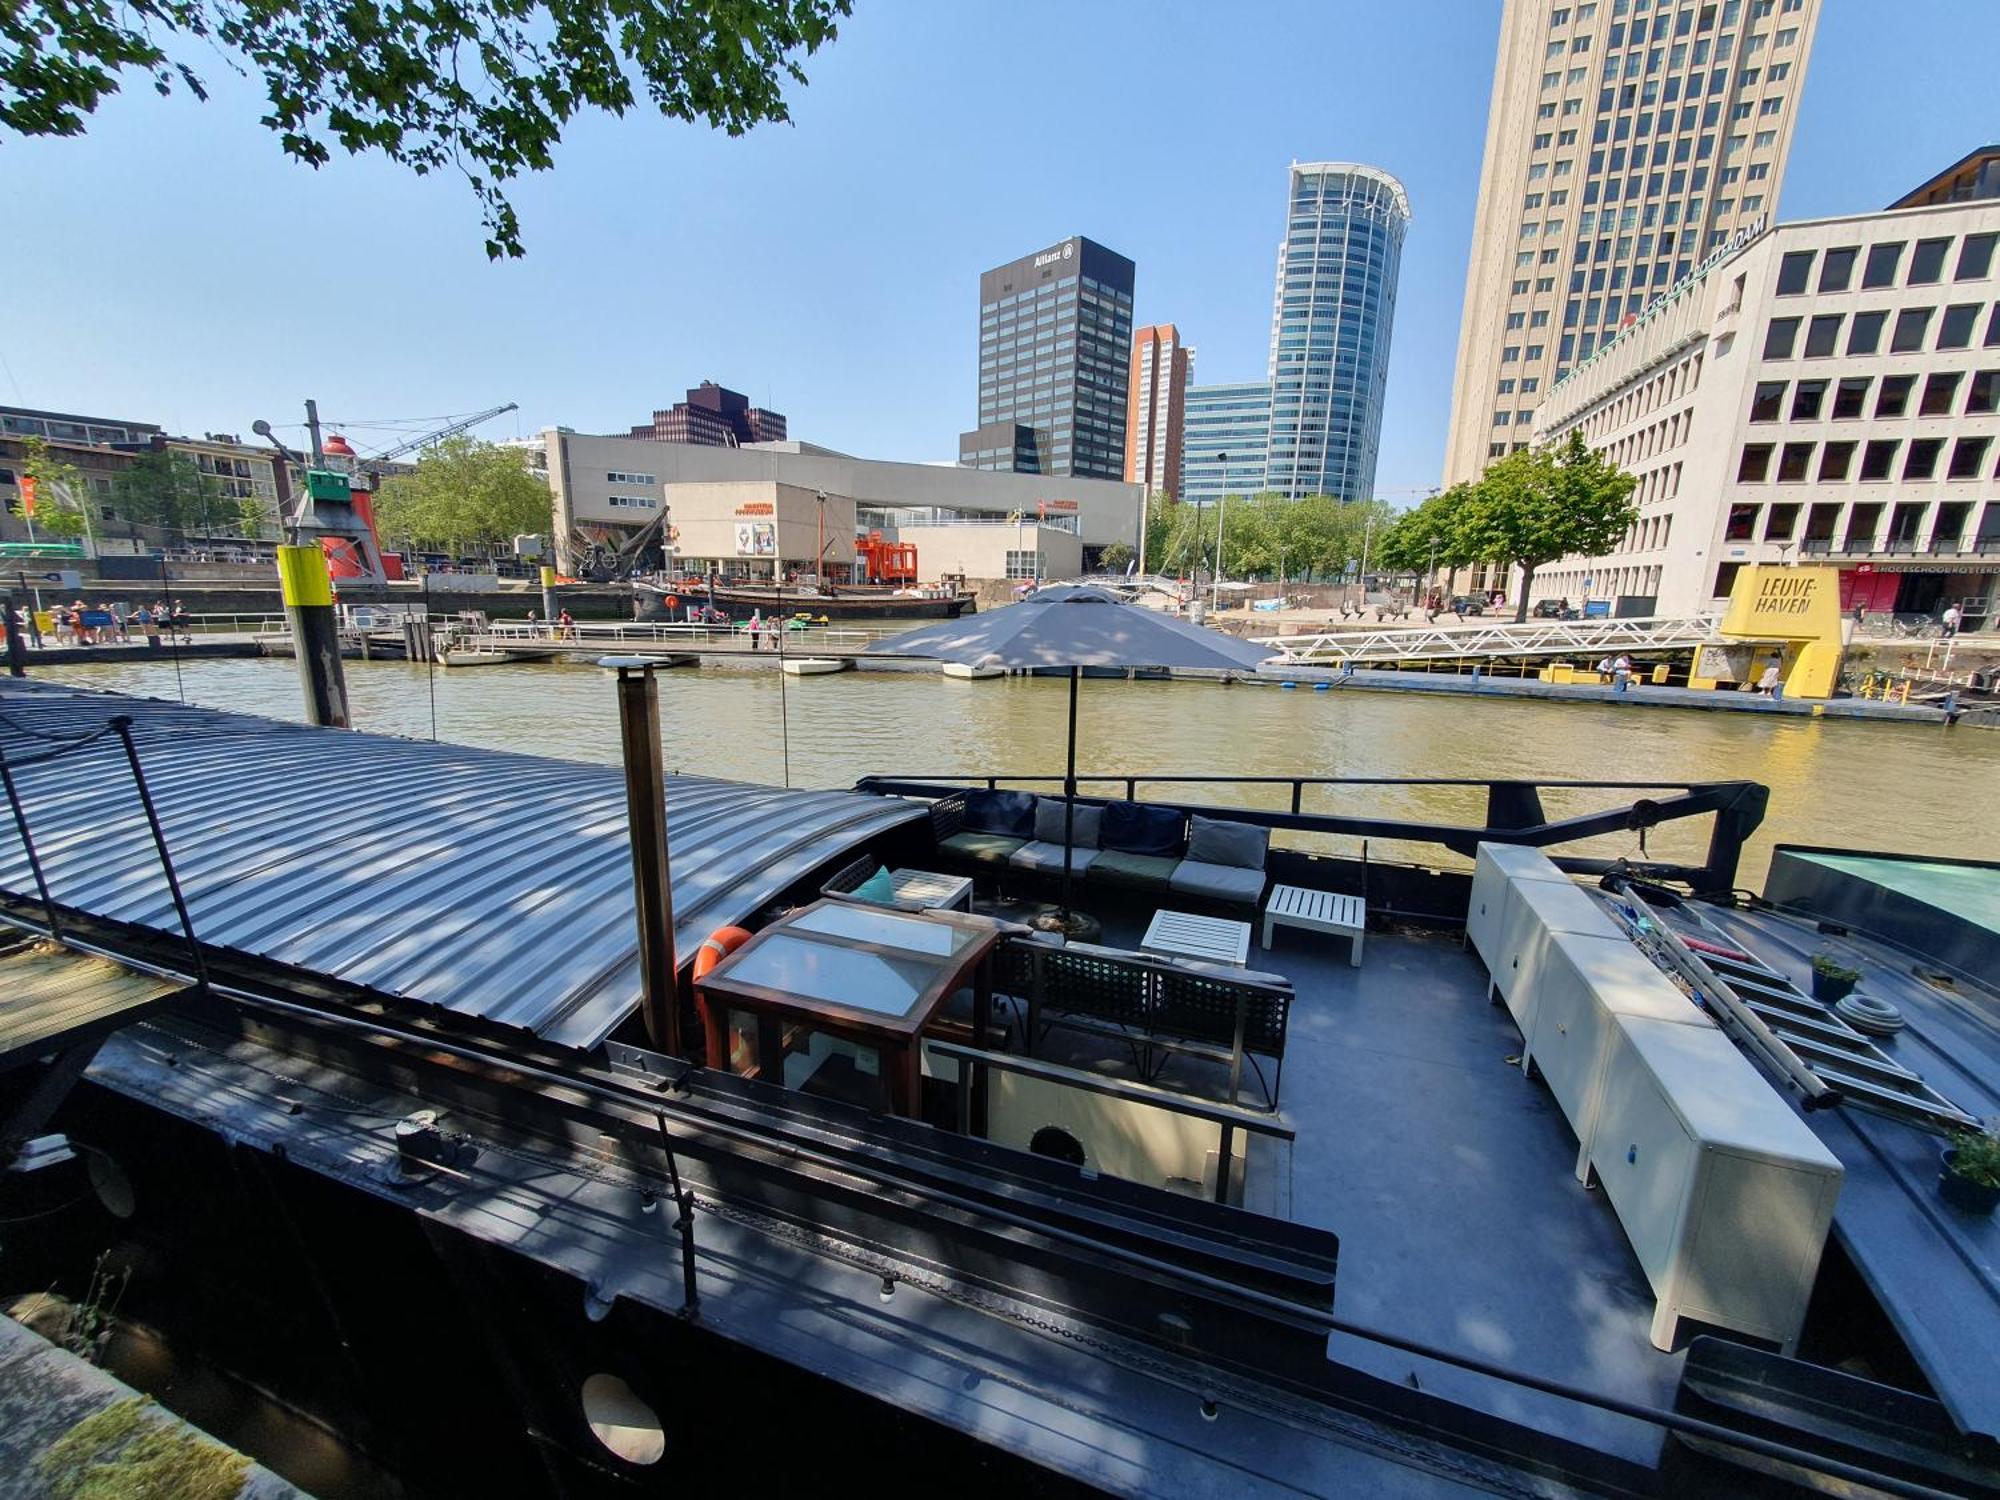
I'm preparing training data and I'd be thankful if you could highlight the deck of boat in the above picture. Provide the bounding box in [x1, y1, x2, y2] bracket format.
[1030, 909, 1680, 1466]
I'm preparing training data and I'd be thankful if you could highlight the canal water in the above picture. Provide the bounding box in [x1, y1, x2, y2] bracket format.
[37, 655, 1999, 885]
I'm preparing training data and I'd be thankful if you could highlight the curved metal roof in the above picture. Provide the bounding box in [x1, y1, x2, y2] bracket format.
[0, 683, 920, 1050]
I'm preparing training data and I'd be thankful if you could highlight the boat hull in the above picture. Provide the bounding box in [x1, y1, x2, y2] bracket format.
[637, 586, 973, 624]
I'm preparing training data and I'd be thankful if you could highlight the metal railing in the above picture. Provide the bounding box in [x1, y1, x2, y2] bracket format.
[478, 619, 911, 654]
[1260, 612, 1723, 665]
[858, 771, 1771, 895]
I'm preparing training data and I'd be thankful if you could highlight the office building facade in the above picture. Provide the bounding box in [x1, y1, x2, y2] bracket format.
[1180, 382, 1273, 508]
[1124, 324, 1194, 498]
[1442, 0, 1823, 485]
[1264, 163, 1410, 501]
[630, 381, 786, 447]
[960, 236, 1136, 479]
[1529, 194, 2000, 623]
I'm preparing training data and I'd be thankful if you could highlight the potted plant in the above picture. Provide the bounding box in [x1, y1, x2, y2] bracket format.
[1939, 1122, 2000, 1217]
[1809, 952, 1862, 1004]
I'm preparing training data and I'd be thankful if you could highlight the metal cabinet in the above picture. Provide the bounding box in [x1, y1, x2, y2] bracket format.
[1589, 1015, 1842, 1354]
[1525, 931, 1715, 1180]
[1467, 842, 1571, 963]
[1489, 876, 1617, 1043]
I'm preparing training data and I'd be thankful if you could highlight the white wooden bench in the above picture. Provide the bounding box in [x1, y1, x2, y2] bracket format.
[1261, 885, 1366, 965]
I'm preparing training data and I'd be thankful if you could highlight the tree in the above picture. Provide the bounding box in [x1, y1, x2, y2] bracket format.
[373, 436, 553, 553]
[2, 0, 850, 258]
[1455, 432, 1637, 622]
[1097, 541, 1133, 573]
[111, 449, 226, 536]
[19, 437, 92, 542]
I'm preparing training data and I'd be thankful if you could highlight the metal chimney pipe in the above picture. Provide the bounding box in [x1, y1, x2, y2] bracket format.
[617, 665, 680, 1053]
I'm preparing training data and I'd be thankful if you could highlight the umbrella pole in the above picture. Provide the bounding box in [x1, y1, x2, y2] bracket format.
[1061, 665, 1079, 921]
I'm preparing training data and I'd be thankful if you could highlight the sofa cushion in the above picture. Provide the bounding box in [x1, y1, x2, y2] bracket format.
[1009, 840, 1100, 874]
[1185, 814, 1269, 871]
[1100, 801, 1186, 856]
[1169, 859, 1267, 905]
[940, 831, 1026, 865]
[962, 788, 1037, 837]
[1087, 849, 1180, 892]
[1033, 797, 1102, 848]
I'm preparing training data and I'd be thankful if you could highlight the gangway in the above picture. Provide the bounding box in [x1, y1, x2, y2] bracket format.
[1261, 613, 1723, 665]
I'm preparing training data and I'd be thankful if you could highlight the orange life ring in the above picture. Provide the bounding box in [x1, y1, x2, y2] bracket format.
[692, 926, 751, 1067]
[663, 594, 680, 610]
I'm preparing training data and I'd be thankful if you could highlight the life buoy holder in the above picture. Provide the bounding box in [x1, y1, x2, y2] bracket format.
[692, 926, 751, 1067]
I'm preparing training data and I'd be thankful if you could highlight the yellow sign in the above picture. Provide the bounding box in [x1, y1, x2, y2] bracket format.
[275, 544, 335, 609]
[1716, 564, 1843, 699]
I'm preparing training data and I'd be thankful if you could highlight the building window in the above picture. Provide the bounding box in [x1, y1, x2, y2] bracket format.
[1817, 246, 1858, 293]
[1920, 371, 1963, 416]
[1968, 370, 2000, 414]
[1004, 550, 1040, 581]
[1862, 242, 1903, 288]
[1737, 443, 1774, 482]
[1749, 380, 1786, 421]
[1903, 438, 1944, 481]
[1725, 504, 1760, 541]
[1908, 238, 1951, 285]
[1989, 306, 2000, 347]
[1949, 436, 1992, 480]
[1776, 442, 1814, 482]
[1818, 441, 1856, 481]
[1803, 314, 1842, 357]
[1890, 307, 1933, 353]
[1790, 379, 1827, 421]
[1763, 316, 1800, 358]
[1859, 439, 1899, 481]
[1845, 310, 1887, 355]
[1775, 250, 1814, 295]
[1832, 377, 1871, 419]
[1764, 502, 1801, 539]
[1955, 232, 1997, 281]
[1876, 375, 1916, 417]
[1937, 303, 1981, 349]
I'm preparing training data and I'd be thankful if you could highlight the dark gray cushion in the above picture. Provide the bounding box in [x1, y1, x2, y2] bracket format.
[1169, 859, 1266, 905]
[963, 788, 1037, 837]
[1185, 815, 1269, 871]
[1087, 849, 1180, 892]
[1033, 797, 1101, 848]
[1100, 800, 1186, 856]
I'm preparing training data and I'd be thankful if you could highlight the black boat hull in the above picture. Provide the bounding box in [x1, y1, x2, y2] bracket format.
[638, 587, 973, 623]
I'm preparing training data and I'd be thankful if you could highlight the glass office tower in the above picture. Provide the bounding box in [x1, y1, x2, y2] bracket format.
[1181, 381, 1272, 507]
[1263, 162, 1410, 502]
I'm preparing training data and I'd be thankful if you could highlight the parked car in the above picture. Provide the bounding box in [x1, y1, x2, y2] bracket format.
[1446, 595, 1487, 617]
[1532, 598, 1570, 619]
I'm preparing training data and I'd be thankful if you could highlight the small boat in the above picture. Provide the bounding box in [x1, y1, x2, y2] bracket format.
[940, 661, 1004, 680]
[636, 580, 975, 623]
[779, 658, 847, 676]
[437, 647, 526, 668]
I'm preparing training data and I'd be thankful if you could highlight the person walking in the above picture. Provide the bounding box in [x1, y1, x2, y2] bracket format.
[135, 604, 160, 649]
[1942, 603, 1961, 638]
[747, 608, 763, 651]
[171, 599, 191, 644]
[558, 608, 576, 641]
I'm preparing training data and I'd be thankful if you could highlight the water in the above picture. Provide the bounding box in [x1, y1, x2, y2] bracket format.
[34, 654, 1999, 885]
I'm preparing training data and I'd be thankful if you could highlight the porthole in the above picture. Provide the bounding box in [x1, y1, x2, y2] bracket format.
[580, 1373, 666, 1466]
[86, 1150, 135, 1220]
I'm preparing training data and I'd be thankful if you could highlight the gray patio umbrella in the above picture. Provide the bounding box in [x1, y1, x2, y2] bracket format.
[867, 585, 1280, 922]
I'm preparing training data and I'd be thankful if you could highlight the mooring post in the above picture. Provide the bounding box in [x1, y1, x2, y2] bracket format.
[276, 544, 350, 728]
[3, 593, 26, 677]
[618, 665, 680, 1054]
[541, 565, 558, 637]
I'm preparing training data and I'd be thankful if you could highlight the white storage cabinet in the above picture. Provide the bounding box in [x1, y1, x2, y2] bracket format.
[1486, 876, 1620, 1044]
[1589, 1015, 1842, 1354]
[1525, 931, 1715, 1181]
[1467, 841, 1574, 960]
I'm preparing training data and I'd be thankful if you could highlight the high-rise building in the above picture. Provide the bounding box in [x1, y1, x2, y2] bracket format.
[1441, 0, 1823, 485]
[1180, 381, 1273, 508]
[960, 236, 1136, 479]
[630, 381, 786, 447]
[1264, 163, 1410, 501]
[1124, 324, 1194, 498]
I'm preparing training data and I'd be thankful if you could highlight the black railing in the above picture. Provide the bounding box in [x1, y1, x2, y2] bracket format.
[855, 772, 1769, 896]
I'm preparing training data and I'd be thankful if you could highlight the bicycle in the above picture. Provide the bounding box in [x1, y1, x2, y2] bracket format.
[1889, 614, 1944, 640]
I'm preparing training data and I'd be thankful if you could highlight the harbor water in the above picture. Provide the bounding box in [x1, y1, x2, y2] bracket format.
[36, 654, 2000, 885]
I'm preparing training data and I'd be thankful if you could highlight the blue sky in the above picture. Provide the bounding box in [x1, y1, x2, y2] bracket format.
[3, 0, 1996, 501]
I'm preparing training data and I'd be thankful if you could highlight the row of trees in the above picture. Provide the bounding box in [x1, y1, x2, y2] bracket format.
[371, 436, 552, 552]
[12, 438, 279, 543]
[1372, 433, 1638, 621]
[1101, 493, 1397, 583]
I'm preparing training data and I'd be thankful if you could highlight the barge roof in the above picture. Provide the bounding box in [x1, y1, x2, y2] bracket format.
[0, 682, 920, 1049]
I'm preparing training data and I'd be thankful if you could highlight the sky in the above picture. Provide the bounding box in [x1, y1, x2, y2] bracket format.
[4, 0, 1998, 502]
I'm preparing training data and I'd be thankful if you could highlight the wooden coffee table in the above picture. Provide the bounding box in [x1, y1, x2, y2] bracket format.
[1262, 884, 1366, 965]
[1140, 909, 1252, 968]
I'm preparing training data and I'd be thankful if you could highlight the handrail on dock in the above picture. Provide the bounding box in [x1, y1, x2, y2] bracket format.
[1262, 612, 1724, 665]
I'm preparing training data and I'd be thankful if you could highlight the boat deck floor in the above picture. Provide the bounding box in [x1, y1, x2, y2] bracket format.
[1026, 906, 1679, 1465]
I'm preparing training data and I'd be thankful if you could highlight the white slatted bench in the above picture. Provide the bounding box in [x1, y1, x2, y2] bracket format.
[1261, 885, 1366, 966]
